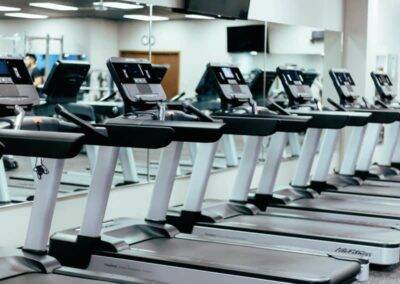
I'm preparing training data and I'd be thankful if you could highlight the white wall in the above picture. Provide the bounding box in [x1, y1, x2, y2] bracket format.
[249, 0, 344, 32]
[343, 0, 400, 101]
[118, 19, 265, 96]
[0, 18, 119, 71]
[118, 19, 326, 96]
[269, 24, 324, 55]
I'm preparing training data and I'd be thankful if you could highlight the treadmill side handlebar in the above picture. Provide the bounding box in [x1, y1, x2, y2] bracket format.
[0, 129, 84, 159]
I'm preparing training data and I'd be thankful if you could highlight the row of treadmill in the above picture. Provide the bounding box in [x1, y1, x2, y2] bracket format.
[0, 55, 400, 283]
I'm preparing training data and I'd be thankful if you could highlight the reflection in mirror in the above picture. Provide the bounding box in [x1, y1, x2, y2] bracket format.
[266, 23, 325, 108]
[262, 23, 326, 158]
[0, 2, 158, 205]
[132, 6, 267, 169]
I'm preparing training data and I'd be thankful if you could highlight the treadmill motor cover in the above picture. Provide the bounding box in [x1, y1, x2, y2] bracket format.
[0, 57, 39, 108]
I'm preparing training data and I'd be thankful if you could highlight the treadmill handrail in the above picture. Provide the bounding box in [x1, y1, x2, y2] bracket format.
[0, 129, 84, 159]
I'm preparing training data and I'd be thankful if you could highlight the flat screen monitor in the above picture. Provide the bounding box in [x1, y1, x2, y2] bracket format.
[227, 25, 265, 53]
[185, 0, 250, 19]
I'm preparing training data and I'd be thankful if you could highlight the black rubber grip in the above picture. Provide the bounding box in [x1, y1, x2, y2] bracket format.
[327, 98, 346, 111]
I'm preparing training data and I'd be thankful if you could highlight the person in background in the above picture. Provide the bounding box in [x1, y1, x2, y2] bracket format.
[24, 53, 44, 87]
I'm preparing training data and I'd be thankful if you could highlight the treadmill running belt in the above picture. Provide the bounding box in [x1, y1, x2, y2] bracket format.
[337, 185, 400, 198]
[210, 215, 400, 245]
[122, 238, 359, 283]
[287, 192, 400, 218]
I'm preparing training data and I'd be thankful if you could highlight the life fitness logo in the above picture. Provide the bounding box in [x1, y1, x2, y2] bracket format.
[335, 247, 371, 258]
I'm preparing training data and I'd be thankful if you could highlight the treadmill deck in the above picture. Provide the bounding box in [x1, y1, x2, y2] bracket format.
[285, 191, 400, 219]
[116, 237, 360, 283]
[205, 214, 400, 247]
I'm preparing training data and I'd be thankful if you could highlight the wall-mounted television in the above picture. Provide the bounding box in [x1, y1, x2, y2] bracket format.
[185, 0, 251, 19]
[227, 25, 266, 53]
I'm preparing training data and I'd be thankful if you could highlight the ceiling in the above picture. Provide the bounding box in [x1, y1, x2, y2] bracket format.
[0, 0, 185, 21]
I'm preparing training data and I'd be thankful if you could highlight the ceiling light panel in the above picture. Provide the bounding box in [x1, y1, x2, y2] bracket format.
[29, 2, 79, 11]
[123, 15, 169, 21]
[5, 12, 49, 19]
[185, 14, 215, 20]
[94, 2, 143, 10]
[0, 5, 21, 12]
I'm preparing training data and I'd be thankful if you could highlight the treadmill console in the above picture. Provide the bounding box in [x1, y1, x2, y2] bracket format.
[371, 72, 396, 101]
[196, 63, 252, 104]
[329, 69, 358, 104]
[107, 57, 166, 104]
[276, 67, 313, 106]
[0, 57, 39, 107]
[43, 60, 90, 104]
[248, 69, 276, 104]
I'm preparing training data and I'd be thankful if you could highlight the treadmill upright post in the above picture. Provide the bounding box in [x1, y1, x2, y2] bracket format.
[146, 142, 184, 222]
[292, 128, 322, 187]
[221, 135, 239, 167]
[339, 126, 367, 175]
[80, 146, 120, 238]
[288, 133, 301, 156]
[0, 161, 10, 203]
[118, 147, 139, 183]
[230, 136, 263, 202]
[312, 129, 340, 182]
[24, 158, 65, 253]
[183, 142, 219, 212]
[355, 123, 382, 172]
[257, 132, 288, 195]
[392, 137, 400, 164]
[380, 121, 400, 166]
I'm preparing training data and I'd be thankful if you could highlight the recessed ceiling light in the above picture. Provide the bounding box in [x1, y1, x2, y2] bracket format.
[123, 15, 169, 21]
[5, 12, 48, 19]
[0, 5, 21, 12]
[29, 2, 78, 11]
[94, 2, 143, 10]
[185, 14, 215, 20]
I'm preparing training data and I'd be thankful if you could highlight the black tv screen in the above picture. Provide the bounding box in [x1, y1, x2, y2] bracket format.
[185, 0, 251, 19]
[227, 25, 265, 53]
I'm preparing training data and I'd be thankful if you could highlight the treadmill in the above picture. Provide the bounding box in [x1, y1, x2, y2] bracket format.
[166, 63, 400, 268]
[363, 71, 400, 179]
[49, 58, 362, 284]
[331, 69, 400, 185]
[245, 67, 400, 229]
[308, 70, 400, 199]
[0, 56, 157, 284]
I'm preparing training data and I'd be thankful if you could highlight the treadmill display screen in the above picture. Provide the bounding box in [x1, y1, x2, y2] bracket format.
[284, 70, 303, 86]
[222, 67, 235, 79]
[112, 62, 161, 86]
[213, 66, 246, 85]
[0, 59, 32, 85]
[376, 74, 392, 86]
[334, 72, 354, 86]
[0, 61, 9, 76]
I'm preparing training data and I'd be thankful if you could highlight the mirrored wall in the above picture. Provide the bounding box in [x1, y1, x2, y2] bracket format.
[0, 1, 345, 204]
